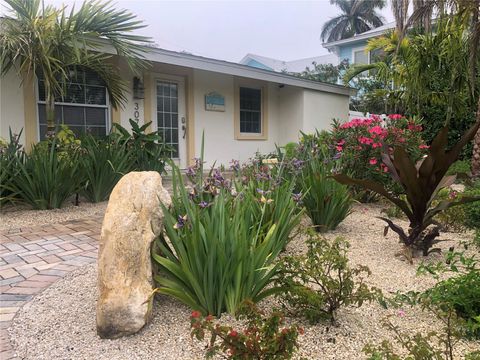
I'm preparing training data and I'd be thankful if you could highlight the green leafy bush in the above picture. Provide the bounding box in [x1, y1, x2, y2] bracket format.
[298, 149, 352, 232]
[463, 183, 480, 230]
[275, 230, 380, 324]
[334, 122, 480, 258]
[433, 189, 467, 232]
[446, 160, 471, 177]
[0, 129, 23, 206]
[9, 139, 80, 209]
[190, 301, 302, 359]
[152, 160, 301, 316]
[78, 135, 134, 202]
[111, 119, 169, 173]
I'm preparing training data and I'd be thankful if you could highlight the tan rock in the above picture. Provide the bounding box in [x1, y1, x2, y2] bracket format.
[96, 171, 171, 339]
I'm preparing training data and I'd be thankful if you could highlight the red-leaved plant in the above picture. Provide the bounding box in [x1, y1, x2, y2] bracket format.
[190, 301, 303, 359]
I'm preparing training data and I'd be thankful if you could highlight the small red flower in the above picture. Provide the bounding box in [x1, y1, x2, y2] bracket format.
[369, 158, 378, 165]
[229, 330, 238, 338]
[191, 311, 201, 319]
[205, 314, 214, 322]
[419, 144, 429, 149]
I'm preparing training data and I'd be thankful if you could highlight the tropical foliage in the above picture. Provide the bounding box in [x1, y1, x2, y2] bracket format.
[152, 151, 301, 316]
[0, 0, 150, 133]
[320, 0, 386, 42]
[334, 121, 480, 258]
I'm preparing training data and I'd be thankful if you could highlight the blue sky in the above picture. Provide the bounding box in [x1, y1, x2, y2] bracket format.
[1, 0, 395, 62]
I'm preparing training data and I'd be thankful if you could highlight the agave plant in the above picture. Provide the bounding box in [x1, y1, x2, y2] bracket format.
[334, 120, 480, 258]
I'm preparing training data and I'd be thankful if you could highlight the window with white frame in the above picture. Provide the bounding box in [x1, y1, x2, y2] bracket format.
[37, 68, 109, 139]
[239, 87, 262, 134]
[353, 48, 369, 65]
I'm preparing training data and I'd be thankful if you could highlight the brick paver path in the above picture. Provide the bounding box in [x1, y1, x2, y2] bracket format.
[0, 216, 103, 359]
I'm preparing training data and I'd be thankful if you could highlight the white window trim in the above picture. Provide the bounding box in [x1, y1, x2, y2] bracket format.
[34, 74, 111, 141]
[351, 46, 370, 65]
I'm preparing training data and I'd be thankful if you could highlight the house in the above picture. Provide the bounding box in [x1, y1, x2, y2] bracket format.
[239, 53, 338, 72]
[0, 44, 354, 168]
[322, 21, 395, 65]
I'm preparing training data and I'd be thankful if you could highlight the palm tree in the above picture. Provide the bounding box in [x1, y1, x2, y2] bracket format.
[321, 0, 386, 43]
[0, 0, 151, 135]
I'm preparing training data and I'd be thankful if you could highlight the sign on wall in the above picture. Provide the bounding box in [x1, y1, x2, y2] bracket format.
[205, 91, 225, 112]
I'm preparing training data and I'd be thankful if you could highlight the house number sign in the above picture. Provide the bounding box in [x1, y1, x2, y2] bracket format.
[133, 102, 140, 121]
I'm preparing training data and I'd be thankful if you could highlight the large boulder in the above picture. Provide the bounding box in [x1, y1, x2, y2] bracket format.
[96, 171, 171, 339]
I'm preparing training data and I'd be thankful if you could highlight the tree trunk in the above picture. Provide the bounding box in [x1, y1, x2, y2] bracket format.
[472, 98, 480, 178]
[45, 91, 56, 138]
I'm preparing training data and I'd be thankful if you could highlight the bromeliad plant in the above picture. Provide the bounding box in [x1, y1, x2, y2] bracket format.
[152, 155, 302, 317]
[334, 121, 480, 258]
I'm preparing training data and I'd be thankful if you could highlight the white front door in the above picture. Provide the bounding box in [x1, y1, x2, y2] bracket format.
[155, 76, 187, 168]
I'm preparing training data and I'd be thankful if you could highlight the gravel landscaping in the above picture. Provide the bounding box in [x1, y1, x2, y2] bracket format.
[0, 200, 107, 233]
[8, 204, 480, 359]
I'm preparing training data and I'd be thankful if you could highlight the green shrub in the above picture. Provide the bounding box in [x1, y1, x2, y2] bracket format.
[463, 184, 480, 230]
[433, 188, 466, 232]
[78, 135, 134, 202]
[275, 230, 380, 324]
[9, 139, 80, 209]
[190, 301, 302, 359]
[0, 129, 23, 206]
[111, 119, 169, 173]
[298, 147, 352, 232]
[152, 161, 301, 316]
[446, 160, 471, 177]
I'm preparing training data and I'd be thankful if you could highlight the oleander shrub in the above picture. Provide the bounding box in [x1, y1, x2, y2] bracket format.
[152, 156, 302, 316]
[331, 114, 427, 201]
[9, 139, 80, 209]
[190, 301, 303, 359]
[275, 229, 380, 324]
[298, 147, 352, 232]
[78, 135, 134, 202]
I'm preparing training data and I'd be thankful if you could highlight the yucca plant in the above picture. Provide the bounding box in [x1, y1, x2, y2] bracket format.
[9, 139, 80, 209]
[334, 120, 480, 258]
[78, 135, 134, 203]
[152, 162, 302, 317]
[299, 148, 353, 232]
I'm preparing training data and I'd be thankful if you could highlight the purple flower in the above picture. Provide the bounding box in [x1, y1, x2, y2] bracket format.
[186, 166, 196, 178]
[292, 192, 303, 205]
[199, 201, 209, 208]
[230, 159, 240, 172]
[173, 215, 187, 229]
[291, 158, 304, 170]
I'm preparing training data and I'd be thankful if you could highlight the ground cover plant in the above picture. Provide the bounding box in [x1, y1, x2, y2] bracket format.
[190, 301, 303, 359]
[275, 229, 380, 324]
[334, 120, 480, 258]
[0, 129, 23, 206]
[152, 147, 302, 316]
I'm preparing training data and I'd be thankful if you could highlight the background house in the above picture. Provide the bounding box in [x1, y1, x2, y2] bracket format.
[239, 53, 338, 72]
[0, 46, 354, 168]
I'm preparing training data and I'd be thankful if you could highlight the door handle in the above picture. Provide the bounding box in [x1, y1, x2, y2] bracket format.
[181, 117, 186, 139]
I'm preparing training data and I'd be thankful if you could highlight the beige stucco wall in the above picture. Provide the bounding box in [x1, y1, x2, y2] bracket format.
[277, 85, 304, 146]
[302, 89, 349, 134]
[193, 69, 284, 167]
[0, 69, 26, 144]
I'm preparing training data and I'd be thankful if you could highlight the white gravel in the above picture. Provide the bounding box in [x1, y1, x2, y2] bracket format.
[9, 203, 480, 359]
[0, 200, 107, 232]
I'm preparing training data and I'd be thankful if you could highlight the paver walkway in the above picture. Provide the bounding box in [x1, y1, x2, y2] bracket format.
[0, 216, 103, 359]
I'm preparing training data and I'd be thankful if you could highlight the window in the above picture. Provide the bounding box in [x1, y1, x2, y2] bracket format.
[239, 87, 262, 134]
[353, 48, 369, 65]
[156, 80, 179, 158]
[37, 68, 109, 138]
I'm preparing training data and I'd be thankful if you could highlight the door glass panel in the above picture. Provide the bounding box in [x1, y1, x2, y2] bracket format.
[157, 81, 179, 158]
